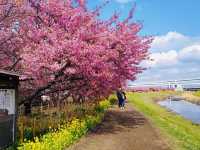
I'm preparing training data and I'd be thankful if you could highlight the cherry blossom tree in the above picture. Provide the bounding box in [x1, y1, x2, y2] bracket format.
[0, 0, 152, 112]
[0, 0, 25, 70]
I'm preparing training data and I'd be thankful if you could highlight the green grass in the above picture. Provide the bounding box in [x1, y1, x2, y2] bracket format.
[194, 91, 200, 97]
[127, 92, 200, 150]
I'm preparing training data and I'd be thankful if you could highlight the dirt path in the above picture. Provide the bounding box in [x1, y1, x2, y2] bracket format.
[67, 103, 171, 150]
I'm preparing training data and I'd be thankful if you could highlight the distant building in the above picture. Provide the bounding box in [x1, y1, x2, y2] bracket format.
[174, 84, 184, 91]
[168, 81, 184, 92]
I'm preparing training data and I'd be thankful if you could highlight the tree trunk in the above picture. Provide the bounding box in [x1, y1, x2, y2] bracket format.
[24, 101, 31, 115]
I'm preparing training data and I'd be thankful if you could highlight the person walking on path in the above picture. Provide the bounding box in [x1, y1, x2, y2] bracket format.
[116, 89, 126, 109]
[121, 90, 126, 108]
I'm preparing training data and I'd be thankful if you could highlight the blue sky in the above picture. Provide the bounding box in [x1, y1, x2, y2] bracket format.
[87, 0, 200, 36]
[87, 0, 200, 88]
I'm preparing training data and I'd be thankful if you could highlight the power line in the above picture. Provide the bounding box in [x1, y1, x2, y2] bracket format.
[129, 78, 200, 87]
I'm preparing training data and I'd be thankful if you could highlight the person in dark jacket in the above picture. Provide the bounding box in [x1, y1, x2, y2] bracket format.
[121, 91, 126, 108]
[116, 89, 126, 109]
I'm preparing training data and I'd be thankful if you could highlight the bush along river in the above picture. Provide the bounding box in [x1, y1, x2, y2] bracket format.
[158, 97, 200, 124]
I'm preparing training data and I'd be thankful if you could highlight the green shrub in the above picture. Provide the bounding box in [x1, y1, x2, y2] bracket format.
[94, 100, 110, 113]
[24, 127, 33, 141]
[108, 95, 117, 105]
[99, 100, 110, 110]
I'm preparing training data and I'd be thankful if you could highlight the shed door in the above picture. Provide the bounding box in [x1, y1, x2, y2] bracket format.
[0, 89, 15, 149]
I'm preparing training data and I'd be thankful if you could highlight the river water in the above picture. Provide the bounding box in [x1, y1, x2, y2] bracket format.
[158, 99, 200, 124]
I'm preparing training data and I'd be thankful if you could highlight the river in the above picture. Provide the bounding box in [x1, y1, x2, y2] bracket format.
[158, 98, 200, 124]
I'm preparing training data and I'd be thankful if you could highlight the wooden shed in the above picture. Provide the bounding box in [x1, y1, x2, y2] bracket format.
[0, 70, 19, 149]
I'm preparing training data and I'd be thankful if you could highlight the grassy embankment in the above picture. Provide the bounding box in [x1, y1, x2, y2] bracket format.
[180, 91, 200, 104]
[127, 91, 200, 150]
[194, 91, 200, 97]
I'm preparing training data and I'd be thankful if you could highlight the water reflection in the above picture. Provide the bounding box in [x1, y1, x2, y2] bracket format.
[158, 98, 200, 124]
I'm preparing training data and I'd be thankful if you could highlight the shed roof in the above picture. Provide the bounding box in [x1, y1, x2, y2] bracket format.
[0, 69, 20, 77]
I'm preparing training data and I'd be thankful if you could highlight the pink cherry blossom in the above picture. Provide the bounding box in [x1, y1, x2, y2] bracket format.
[0, 0, 152, 105]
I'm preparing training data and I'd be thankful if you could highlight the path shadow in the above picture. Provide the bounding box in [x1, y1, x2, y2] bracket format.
[91, 105, 146, 135]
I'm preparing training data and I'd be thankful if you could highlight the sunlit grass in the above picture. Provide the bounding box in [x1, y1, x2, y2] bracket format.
[127, 92, 200, 150]
[194, 91, 200, 98]
[180, 91, 200, 104]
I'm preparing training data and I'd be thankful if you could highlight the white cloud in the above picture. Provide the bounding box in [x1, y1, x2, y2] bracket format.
[179, 44, 200, 62]
[147, 50, 178, 67]
[153, 32, 186, 45]
[147, 32, 200, 68]
[151, 31, 193, 52]
[133, 31, 200, 87]
[147, 44, 200, 68]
